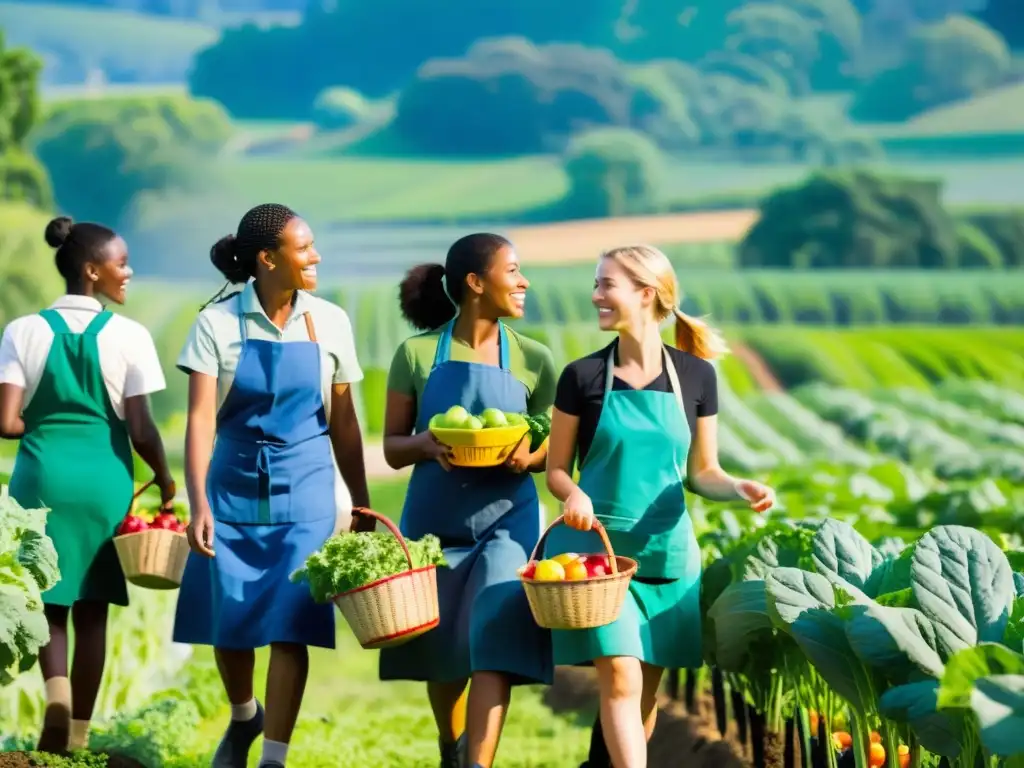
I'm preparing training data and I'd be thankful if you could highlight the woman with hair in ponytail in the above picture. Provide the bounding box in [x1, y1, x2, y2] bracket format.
[0, 217, 174, 752]
[171, 204, 371, 768]
[545, 245, 776, 768]
[379, 233, 557, 768]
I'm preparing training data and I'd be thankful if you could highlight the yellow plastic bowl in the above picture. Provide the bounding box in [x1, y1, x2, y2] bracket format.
[430, 423, 530, 467]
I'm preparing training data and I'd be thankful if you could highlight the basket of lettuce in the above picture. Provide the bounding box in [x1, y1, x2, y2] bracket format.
[291, 507, 446, 649]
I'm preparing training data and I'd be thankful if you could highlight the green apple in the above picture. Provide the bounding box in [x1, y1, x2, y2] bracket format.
[443, 405, 470, 428]
[480, 408, 508, 428]
[465, 416, 484, 430]
[505, 412, 526, 426]
[428, 413, 445, 430]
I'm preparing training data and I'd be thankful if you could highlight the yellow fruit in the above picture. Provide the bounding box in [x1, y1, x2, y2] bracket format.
[533, 560, 566, 582]
[564, 561, 588, 581]
[552, 552, 582, 567]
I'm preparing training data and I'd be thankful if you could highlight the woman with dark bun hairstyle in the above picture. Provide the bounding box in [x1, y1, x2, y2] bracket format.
[379, 233, 557, 768]
[0, 217, 175, 752]
[171, 204, 370, 768]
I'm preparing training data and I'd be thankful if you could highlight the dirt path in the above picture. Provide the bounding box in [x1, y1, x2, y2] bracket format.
[509, 210, 759, 265]
[731, 342, 784, 392]
[545, 667, 749, 768]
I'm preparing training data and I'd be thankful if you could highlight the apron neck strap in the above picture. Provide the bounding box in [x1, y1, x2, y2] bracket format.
[604, 341, 686, 416]
[237, 294, 317, 343]
[432, 319, 510, 370]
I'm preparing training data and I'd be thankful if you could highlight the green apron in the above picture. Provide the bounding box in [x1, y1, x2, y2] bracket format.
[544, 343, 702, 669]
[9, 309, 134, 607]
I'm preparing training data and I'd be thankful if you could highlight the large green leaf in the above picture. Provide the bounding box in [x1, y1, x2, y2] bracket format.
[812, 519, 881, 592]
[938, 643, 1024, 709]
[911, 526, 1015, 658]
[879, 680, 967, 757]
[1014, 572, 1024, 598]
[790, 607, 876, 711]
[765, 567, 836, 629]
[846, 602, 945, 680]
[707, 579, 773, 671]
[970, 674, 1024, 757]
[1004, 598, 1024, 654]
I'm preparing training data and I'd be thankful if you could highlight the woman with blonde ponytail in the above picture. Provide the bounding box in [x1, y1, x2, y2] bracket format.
[544, 245, 775, 768]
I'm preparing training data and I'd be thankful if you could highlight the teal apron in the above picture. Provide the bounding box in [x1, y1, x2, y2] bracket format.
[379, 320, 552, 685]
[544, 343, 702, 668]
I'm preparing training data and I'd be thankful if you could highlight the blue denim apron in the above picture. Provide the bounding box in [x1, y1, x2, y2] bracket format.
[379, 320, 553, 685]
[173, 300, 336, 649]
[544, 344, 702, 669]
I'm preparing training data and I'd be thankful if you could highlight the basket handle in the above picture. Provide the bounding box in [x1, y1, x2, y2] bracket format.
[528, 514, 620, 575]
[133, 478, 157, 500]
[351, 507, 416, 571]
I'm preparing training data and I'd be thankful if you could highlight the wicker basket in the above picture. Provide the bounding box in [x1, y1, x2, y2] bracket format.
[332, 508, 441, 650]
[114, 529, 190, 589]
[430, 423, 530, 467]
[112, 478, 190, 590]
[519, 515, 637, 630]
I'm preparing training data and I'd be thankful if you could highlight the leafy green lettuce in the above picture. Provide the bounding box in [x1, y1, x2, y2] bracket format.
[0, 486, 60, 685]
[291, 531, 447, 603]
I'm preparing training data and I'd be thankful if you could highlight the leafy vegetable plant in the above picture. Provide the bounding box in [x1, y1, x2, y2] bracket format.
[291, 531, 447, 603]
[0, 486, 60, 685]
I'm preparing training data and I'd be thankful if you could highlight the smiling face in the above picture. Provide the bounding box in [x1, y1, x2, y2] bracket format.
[89, 236, 133, 305]
[592, 255, 655, 331]
[474, 244, 530, 320]
[262, 217, 320, 292]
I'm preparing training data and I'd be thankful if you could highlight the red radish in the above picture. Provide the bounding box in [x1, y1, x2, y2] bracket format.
[118, 515, 148, 535]
[150, 512, 179, 531]
[172, 520, 187, 533]
[585, 555, 611, 578]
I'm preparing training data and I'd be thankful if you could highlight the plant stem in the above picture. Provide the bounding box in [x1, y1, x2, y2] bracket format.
[712, 667, 728, 736]
[798, 708, 813, 768]
[850, 713, 871, 768]
[882, 723, 900, 768]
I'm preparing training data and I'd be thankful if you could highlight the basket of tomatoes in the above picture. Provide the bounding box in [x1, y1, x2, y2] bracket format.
[518, 515, 637, 630]
[112, 481, 189, 590]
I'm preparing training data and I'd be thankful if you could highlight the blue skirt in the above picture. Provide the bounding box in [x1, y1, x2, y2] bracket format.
[172, 516, 335, 650]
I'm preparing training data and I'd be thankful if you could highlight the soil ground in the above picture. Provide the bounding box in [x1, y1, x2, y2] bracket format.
[0, 752, 146, 768]
[545, 667, 751, 768]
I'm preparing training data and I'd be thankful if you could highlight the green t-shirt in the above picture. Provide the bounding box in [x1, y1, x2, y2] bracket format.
[387, 325, 557, 415]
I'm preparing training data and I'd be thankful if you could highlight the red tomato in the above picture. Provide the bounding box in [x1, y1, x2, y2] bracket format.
[117, 515, 149, 535]
[150, 513, 179, 531]
[172, 520, 187, 533]
[585, 555, 610, 578]
[521, 562, 537, 579]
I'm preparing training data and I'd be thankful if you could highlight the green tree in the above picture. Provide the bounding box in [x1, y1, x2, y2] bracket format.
[850, 15, 1011, 121]
[738, 170, 964, 269]
[562, 127, 664, 218]
[32, 94, 233, 225]
[0, 30, 52, 208]
[0, 203, 64, 327]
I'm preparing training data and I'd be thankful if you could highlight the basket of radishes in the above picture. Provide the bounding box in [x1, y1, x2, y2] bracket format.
[112, 480, 189, 590]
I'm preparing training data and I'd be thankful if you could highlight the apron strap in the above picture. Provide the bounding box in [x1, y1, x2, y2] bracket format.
[431, 320, 510, 370]
[83, 311, 113, 336]
[38, 309, 71, 335]
[237, 293, 248, 345]
[603, 341, 686, 418]
[304, 312, 318, 342]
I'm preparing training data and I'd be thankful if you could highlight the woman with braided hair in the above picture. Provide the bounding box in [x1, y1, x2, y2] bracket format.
[0, 217, 174, 752]
[171, 204, 371, 768]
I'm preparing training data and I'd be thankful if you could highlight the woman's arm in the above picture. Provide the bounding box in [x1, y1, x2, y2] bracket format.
[0, 384, 25, 439]
[329, 383, 370, 509]
[545, 408, 580, 502]
[184, 373, 218, 556]
[686, 415, 743, 501]
[124, 395, 175, 504]
[382, 390, 450, 471]
[687, 415, 775, 512]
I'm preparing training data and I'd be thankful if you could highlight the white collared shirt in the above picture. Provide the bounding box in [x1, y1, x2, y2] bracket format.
[176, 281, 363, 412]
[0, 295, 167, 420]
